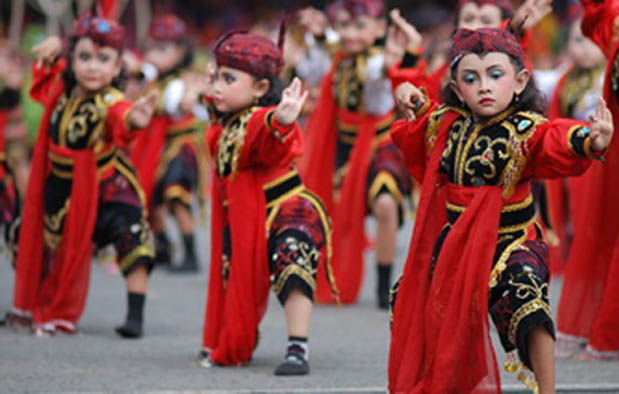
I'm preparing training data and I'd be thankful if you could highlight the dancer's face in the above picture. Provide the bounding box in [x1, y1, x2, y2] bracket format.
[72, 37, 121, 92]
[457, 3, 503, 30]
[567, 19, 605, 70]
[451, 52, 530, 118]
[211, 65, 270, 113]
[333, 10, 386, 54]
[144, 41, 186, 74]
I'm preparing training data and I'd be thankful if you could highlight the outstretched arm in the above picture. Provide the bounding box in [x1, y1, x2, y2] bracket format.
[390, 82, 438, 182]
[526, 97, 614, 179]
[249, 78, 307, 168]
[30, 36, 65, 104]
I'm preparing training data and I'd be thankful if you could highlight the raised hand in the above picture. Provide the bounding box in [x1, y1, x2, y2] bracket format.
[31, 36, 63, 67]
[298, 7, 329, 37]
[275, 77, 308, 126]
[589, 97, 614, 152]
[128, 90, 160, 129]
[389, 9, 422, 53]
[512, 0, 553, 32]
[395, 82, 425, 121]
[384, 25, 406, 70]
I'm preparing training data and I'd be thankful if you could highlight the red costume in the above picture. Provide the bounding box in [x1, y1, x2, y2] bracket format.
[131, 14, 206, 215]
[201, 31, 336, 366]
[9, 17, 154, 333]
[545, 49, 605, 273]
[388, 28, 602, 393]
[556, 0, 619, 358]
[301, 0, 413, 304]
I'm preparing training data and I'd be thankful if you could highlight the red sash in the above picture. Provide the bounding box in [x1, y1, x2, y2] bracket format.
[389, 111, 502, 393]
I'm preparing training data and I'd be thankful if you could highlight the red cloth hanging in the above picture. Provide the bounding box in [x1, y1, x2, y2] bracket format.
[202, 107, 302, 365]
[560, 0, 619, 350]
[557, 0, 619, 342]
[13, 61, 97, 326]
[300, 53, 395, 304]
[388, 110, 501, 393]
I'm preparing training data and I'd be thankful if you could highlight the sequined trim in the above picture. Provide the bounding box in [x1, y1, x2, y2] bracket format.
[215, 107, 256, 178]
[489, 232, 527, 289]
[163, 184, 193, 205]
[507, 276, 551, 346]
[504, 351, 540, 394]
[499, 112, 545, 199]
[367, 171, 403, 207]
[119, 244, 155, 272]
[272, 264, 317, 296]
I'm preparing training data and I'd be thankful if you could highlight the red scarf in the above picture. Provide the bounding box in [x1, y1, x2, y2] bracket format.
[388, 111, 502, 393]
[13, 61, 99, 326]
[558, 0, 619, 342]
[300, 53, 392, 304]
[131, 114, 169, 207]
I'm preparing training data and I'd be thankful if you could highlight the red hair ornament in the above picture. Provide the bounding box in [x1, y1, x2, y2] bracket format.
[214, 28, 285, 77]
[449, 27, 524, 68]
[72, 12, 125, 50]
[149, 14, 187, 42]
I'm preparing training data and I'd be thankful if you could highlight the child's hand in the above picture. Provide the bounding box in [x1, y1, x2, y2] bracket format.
[129, 90, 160, 129]
[395, 82, 424, 121]
[298, 7, 329, 38]
[31, 36, 63, 67]
[512, 0, 553, 31]
[122, 51, 142, 76]
[275, 77, 308, 126]
[589, 97, 614, 152]
[389, 9, 422, 53]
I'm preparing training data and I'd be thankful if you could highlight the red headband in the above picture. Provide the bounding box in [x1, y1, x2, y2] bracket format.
[214, 30, 284, 77]
[73, 12, 124, 50]
[149, 14, 187, 42]
[449, 28, 524, 68]
[456, 0, 514, 16]
[327, 0, 385, 22]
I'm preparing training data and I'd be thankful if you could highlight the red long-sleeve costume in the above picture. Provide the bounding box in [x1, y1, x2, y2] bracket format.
[12, 60, 144, 329]
[388, 95, 598, 392]
[202, 105, 335, 365]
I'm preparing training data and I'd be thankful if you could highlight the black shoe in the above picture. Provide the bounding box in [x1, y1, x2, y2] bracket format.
[168, 234, 199, 273]
[154, 232, 172, 267]
[274, 353, 310, 376]
[377, 264, 392, 310]
[378, 288, 390, 310]
[115, 319, 143, 339]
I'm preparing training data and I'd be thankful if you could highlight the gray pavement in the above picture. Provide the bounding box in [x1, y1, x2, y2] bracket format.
[1, 218, 618, 394]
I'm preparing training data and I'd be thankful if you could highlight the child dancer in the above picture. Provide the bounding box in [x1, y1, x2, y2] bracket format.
[299, 0, 413, 307]
[131, 14, 206, 272]
[199, 29, 337, 375]
[389, 28, 613, 393]
[556, 0, 619, 361]
[390, 0, 552, 103]
[6, 14, 158, 338]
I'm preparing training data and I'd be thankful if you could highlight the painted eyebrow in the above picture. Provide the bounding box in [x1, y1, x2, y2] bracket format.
[486, 64, 504, 71]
